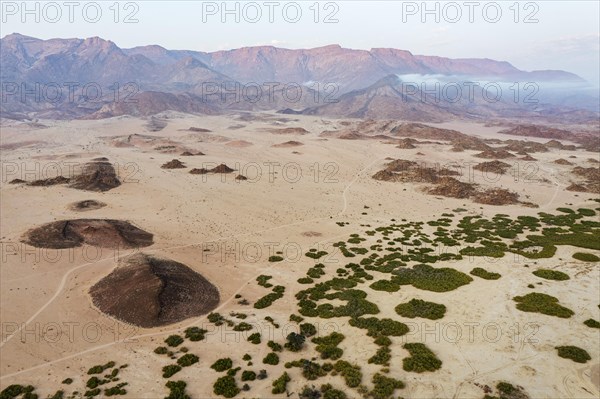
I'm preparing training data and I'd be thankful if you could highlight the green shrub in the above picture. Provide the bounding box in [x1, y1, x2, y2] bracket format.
[269, 256, 284, 262]
[247, 333, 261, 344]
[154, 346, 168, 355]
[164, 335, 184, 347]
[395, 299, 446, 320]
[513, 293, 574, 318]
[213, 376, 240, 398]
[556, 346, 591, 363]
[233, 322, 253, 331]
[208, 312, 226, 325]
[267, 340, 282, 352]
[290, 314, 304, 323]
[391, 264, 472, 292]
[62, 379, 73, 385]
[300, 323, 317, 337]
[322, 386, 347, 399]
[306, 250, 328, 259]
[184, 326, 208, 341]
[573, 252, 600, 262]
[263, 352, 280, 365]
[368, 347, 391, 365]
[177, 354, 199, 367]
[333, 361, 362, 388]
[162, 365, 182, 378]
[470, 267, 501, 280]
[370, 373, 405, 399]
[369, 280, 400, 292]
[257, 275, 273, 287]
[211, 358, 233, 372]
[311, 333, 345, 360]
[165, 381, 190, 399]
[254, 292, 284, 309]
[532, 269, 570, 281]
[271, 372, 291, 394]
[402, 343, 442, 372]
[584, 319, 600, 328]
[349, 317, 409, 337]
[104, 382, 127, 396]
[241, 370, 256, 381]
[298, 277, 314, 284]
[285, 332, 305, 352]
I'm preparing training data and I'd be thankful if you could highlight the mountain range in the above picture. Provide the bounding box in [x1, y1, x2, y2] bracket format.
[1, 33, 598, 122]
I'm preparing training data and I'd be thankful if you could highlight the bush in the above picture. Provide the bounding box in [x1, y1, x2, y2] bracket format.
[290, 314, 304, 323]
[556, 346, 591, 363]
[300, 323, 317, 337]
[395, 299, 446, 320]
[369, 280, 400, 292]
[532, 269, 570, 281]
[391, 264, 472, 292]
[263, 352, 280, 365]
[269, 256, 284, 262]
[573, 252, 600, 262]
[184, 327, 208, 341]
[87, 361, 115, 375]
[233, 322, 253, 331]
[211, 358, 233, 372]
[177, 354, 199, 367]
[370, 373, 404, 399]
[208, 312, 226, 325]
[165, 381, 190, 399]
[470, 267, 501, 280]
[271, 372, 291, 394]
[402, 343, 442, 372]
[368, 347, 391, 365]
[247, 333, 261, 344]
[349, 317, 409, 337]
[213, 376, 240, 398]
[268, 341, 283, 352]
[241, 370, 256, 381]
[254, 292, 284, 309]
[333, 361, 362, 388]
[165, 335, 184, 347]
[62, 379, 73, 385]
[162, 365, 182, 378]
[256, 275, 273, 287]
[584, 319, 600, 328]
[513, 293, 574, 318]
[285, 332, 306, 352]
[104, 382, 127, 396]
[154, 346, 168, 355]
[257, 370, 268, 380]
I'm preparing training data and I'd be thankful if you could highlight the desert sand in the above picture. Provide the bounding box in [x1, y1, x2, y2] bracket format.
[0, 112, 598, 398]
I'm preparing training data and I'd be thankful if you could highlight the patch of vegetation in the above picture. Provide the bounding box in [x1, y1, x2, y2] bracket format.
[402, 343, 442, 373]
[532, 269, 570, 281]
[247, 333, 261, 344]
[321, 384, 347, 399]
[391, 264, 472, 292]
[241, 370, 256, 381]
[312, 332, 345, 360]
[269, 256, 284, 262]
[208, 312, 226, 326]
[254, 288, 285, 309]
[584, 319, 600, 328]
[213, 376, 240, 398]
[165, 380, 190, 399]
[184, 326, 208, 341]
[271, 372, 291, 394]
[285, 332, 306, 352]
[257, 275, 273, 288]
[306, 249, 328, 259]
[470, 267, 501, 280]
[369, 280, 400, 292]
[87, 361, 115, 375]
[233, 322, 253, 331]
[395, 299, 446, 320]
[556, 346, 591, 363]
[154, 346, 168, 355]
[349, 317, 409, 337]
[211, 358, 233, 372]
[177, 354, 199, 367]
[162, 365, 182, 378]
[513, 293, 574, 318]
[298, 277, 314, 284]
[370, 373, 405, 399]
[300, 323, 317, 337]
[572, 252, 600, 262]
[290, 314, 304, 323]
[164, 335, 184, 347]
[368, 346, 391, 365]
[104, 382, 127, 396]
[263, 352, 280, 365]
[333, 361, 362, 388]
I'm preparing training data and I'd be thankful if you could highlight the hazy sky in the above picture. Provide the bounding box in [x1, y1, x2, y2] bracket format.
[2, 0, 599, 85]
